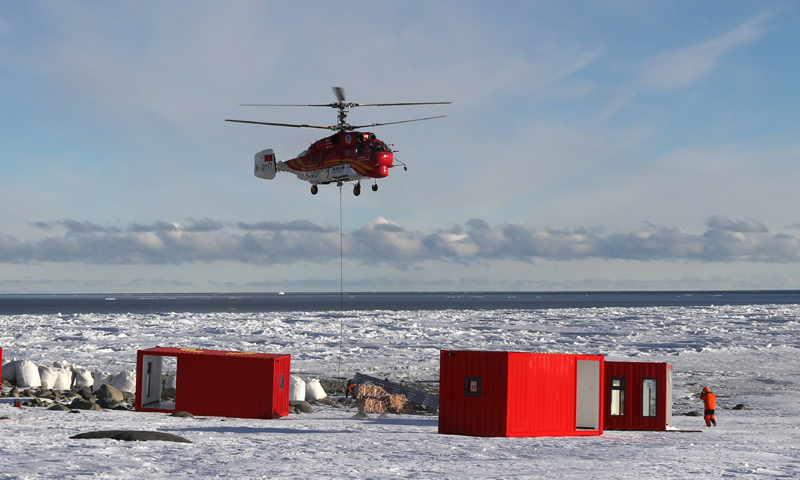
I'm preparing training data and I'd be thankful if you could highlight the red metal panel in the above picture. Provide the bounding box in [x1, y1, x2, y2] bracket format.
[604, 361, 670, 430]
[271, 355, 291, 417]
[507, 353, 575, 436]
[438, 350, 509, 436]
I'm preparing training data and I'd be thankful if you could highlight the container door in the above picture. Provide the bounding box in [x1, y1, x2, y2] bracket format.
[576, 360, 600, 430]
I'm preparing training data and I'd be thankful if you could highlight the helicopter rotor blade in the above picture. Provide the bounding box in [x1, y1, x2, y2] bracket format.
[351, 102, 452, 107]
[333, 86, 346, 103]
[239, 103, 334, 107]
[350, 115, 448, 129]
[225, 119, 333, 130]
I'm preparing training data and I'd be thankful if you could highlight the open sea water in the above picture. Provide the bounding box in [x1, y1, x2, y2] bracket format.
[1, 290, 800, 315]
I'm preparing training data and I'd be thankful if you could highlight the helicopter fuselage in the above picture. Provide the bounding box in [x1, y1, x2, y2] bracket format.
[281, 131, 393, 183]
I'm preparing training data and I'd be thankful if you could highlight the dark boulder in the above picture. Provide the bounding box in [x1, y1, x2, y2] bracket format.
[96, 384, 123, 402]
[70, 398, 100, 411]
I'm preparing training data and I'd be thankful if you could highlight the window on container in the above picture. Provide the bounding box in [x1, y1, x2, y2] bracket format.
[610, 378, 625, 416]
[642, 379, 657, 417]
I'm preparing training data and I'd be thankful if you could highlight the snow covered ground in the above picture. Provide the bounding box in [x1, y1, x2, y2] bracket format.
[2, 304, 800, 478]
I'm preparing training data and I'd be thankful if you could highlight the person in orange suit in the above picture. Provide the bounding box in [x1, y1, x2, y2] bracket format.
[700, 387, 717, 427]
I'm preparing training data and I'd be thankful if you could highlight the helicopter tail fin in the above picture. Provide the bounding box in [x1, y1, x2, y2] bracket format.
[254, 149, 277, 180]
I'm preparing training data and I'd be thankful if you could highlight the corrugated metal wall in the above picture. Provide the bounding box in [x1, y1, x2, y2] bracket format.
[604, 361, 671, 430]
[439, 350, 603, 437]
[438, 350, 509, 436]
[507, 353, 577, 436]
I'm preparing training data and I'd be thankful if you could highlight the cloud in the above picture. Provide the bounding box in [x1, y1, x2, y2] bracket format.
[638, 12, 770, 93]
[3, 216, 800, 266]
[705, 215, 768, 233]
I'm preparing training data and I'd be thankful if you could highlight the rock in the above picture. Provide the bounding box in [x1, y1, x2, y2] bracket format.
[48, 403, 70, 411]
[70, 430, 192, 443]
[77, 389, 94, 401]
[113, 405, 132, 411]
[10, 387, 19, 398]
[161, 388, 176, 400]
[733, 403, 746, 410]
[685, 411, 702, 416]
[289, 400, 314, 414]
[123, 392, 135, 404]
[1, 379, 11, 388]
[96, 384, 123, 402]
[288, 406, 299, 414]
[36, 389, 55, 399]
[96, 398, 120, 409]
[70, 398, 100, 411]
[170, 411, 194, 418]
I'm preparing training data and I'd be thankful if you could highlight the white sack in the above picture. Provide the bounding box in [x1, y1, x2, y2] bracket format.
[73, 366, 94, 388]
[305, 378, 327, 401]
[53, 368, 73, 390]
[93, 371, 114, 391]
[38, 365, 58, 389]
[53, 360, 71, 370]
[165, 374, 177, 390]
[1, 359, 17, 383]
[111, 371, 136, 393]
[15, 360, 42, 388]
[289, 375, 306, 402]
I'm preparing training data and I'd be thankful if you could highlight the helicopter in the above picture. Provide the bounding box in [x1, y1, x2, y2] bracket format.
[226, 87, 449, 195]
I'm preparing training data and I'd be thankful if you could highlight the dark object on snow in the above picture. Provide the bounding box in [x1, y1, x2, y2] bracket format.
[289, 400, 314, 413]
[71, 430, 192, 443]
[48, 403, 70, 411]
[733, 403, 746, 410]
[170, 411, 194, 418]
[685, 411, 702, 416]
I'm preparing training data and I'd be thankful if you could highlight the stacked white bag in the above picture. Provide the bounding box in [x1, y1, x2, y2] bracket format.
[53, 368, 73, 390]
[305, 378, 327, 401]
[1, 359, 16, 384]
[111, 371, 136, 393]
[15, 360, 42, 388]
[289, 375, 306, 401]
[38, 365, 59, 389]
[93, 371, 115, 392]
[72, 366, 94, 388]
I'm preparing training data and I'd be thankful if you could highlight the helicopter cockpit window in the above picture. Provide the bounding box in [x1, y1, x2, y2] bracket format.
[369, 142, 385, 153]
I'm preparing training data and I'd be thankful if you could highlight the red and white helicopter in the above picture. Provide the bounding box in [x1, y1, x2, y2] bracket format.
[226, 87, 449, 195]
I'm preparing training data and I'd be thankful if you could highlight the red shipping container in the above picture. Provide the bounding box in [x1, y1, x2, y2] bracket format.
[439, 350, 604, 437]
[135, 347, 290, 419]
[604, 361, 673, 430]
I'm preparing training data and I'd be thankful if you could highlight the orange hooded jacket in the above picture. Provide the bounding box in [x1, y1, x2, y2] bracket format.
[700, 387, 716, 410]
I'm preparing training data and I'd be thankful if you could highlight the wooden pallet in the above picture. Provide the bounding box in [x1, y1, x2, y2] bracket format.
[353, 373, 439, 411]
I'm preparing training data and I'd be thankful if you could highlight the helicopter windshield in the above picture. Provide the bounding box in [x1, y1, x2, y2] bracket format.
[369, 142, 390, 153]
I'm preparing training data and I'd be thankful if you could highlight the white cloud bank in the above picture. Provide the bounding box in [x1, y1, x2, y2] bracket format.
[2, 215, 799, 266]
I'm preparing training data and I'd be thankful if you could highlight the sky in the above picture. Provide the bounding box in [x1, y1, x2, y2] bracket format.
[1, 1, 800, 294]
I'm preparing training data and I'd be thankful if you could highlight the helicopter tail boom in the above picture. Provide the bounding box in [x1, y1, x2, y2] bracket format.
[254, 149, 277, 180]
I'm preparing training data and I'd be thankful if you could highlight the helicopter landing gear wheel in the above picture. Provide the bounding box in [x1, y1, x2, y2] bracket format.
[353, 183, 361, 196]
[372, 183, 378, 192]
[311, 185, 318, 195]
